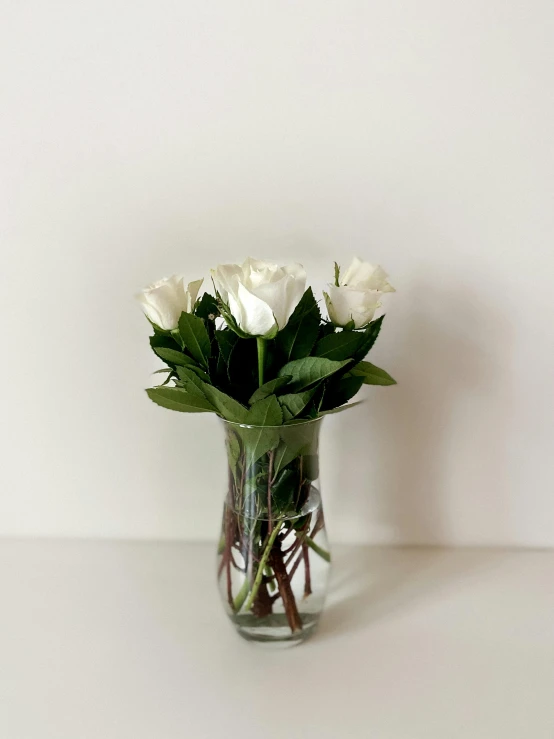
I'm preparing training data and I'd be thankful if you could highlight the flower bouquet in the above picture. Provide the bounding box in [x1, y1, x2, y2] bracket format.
[138, 257, 395, 645]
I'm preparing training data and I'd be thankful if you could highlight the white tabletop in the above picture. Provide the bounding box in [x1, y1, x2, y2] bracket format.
[0, 540, 552, 739]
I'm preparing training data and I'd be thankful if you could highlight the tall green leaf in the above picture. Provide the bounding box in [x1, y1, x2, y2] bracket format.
[175, 366, 209, 398]
[246, 395, 283, 426]
[149, 332, 182, 364]
[185, 364, 211, 383]
[278, 389, 316, 422]
[273, 422, 320, 475]
[277, 356, 350, 392]
[225, 430, 242, 484]
[319, 401, 363, 416]
[215, 329, 239, 363]
[146, 387, 215, 413]
[248, 376, 291, 405]
[153, 347, 194, 366]
[275, 288, 321, 361]
[243, 428, 280, 468]
[273, 442, 303, 477]
[178, 312, 211, 368]
[320, 373, 364, 411]
[201, 384, 249, 423]
[233, 422, 280, 469]
[352, 315, 385, 362]
[176, 365, 203, 388]
[230, 396, 285, 475]
[317, 322, 336, 341]
[350, 360, 397, 386]
[313, 330, 363, 361]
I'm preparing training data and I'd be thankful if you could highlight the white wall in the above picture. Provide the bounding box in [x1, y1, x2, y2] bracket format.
[1, 0, 553, 546]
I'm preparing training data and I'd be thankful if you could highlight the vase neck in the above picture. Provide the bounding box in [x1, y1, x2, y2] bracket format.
[222, 419, 323, 521]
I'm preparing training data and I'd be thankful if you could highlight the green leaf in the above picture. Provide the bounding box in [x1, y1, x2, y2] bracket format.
[317, 322, 336, 341]
[277, 356, 350, 392]
[201, 384, 249, 423]
[146, 321, 171, 337]
[176, 365, 203, 388]
[225, 430, 242, 484]
[350, 360, 397, 386]
[352, 315, 385, 362]
[175, 366, 209, 398]
[273, 422, 320, 476]
[170, 328, 185, 349]
[271, 468, 297, 512]
[319, 401, 363, 416]
[185, 364, 211, 383]
[273, 442, 301, 477]
[278, 389, 316, 422]
[146, 387, 215, 413]
[155, 373, 173, 387]
[237, 426, 280, 469]
[153, 347, 193, 366]
[194, 293, 220, 320]
[320, 373, 364, 411]
[275, 288, 321, 361]
[215, 329, 239, 363]
[227, 431, 241, 465]
[334, 261, 340, 286]
[313, 330, 363, 361]
[246, 395, 283, 426]
[178, 312, 211, 368]
[149, 331, 181, 355]
[248, 377, 291, 405]
[152, 366, 174, 387]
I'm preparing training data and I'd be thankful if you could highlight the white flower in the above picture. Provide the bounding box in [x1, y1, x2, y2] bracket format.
[136, 275, 203, 330]
[211, 257, 306, 337]
[324, 257, 395, 328]
[341, 257, 395, 293]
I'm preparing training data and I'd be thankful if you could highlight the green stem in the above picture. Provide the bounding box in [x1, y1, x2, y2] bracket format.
[242, 524, 281, 612]
[304, 536, 331, 563]
[232, 577, 250, 612]
[256, 336, 266, 387]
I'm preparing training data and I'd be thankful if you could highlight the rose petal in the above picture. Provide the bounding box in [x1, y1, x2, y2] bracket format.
[232, 282, 276, 336]
[326, 284, 381, 328]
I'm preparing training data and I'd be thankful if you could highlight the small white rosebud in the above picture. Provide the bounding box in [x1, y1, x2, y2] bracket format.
[136, 275, 203, 330]
[325, 257, 395, 328]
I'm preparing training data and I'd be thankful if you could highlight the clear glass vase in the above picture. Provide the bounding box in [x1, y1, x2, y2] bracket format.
[217, 416, 331, 647]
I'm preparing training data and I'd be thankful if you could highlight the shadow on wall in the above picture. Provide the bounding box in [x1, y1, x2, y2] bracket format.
[328, 275, 516, 547]
[318, 276, 517, 639]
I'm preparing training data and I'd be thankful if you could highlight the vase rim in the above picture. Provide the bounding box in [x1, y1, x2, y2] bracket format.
[221, 415, 325, 431]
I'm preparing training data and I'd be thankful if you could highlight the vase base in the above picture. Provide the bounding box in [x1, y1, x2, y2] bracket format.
[232, 612, 320, 647]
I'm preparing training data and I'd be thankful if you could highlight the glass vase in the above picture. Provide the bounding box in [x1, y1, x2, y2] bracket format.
[216, 416, 331, 647]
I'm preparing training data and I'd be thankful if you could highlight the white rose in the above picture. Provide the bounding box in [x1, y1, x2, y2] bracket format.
[136, 275, 203, 330]
[211, 257, 306, 337]
[324, 257, 395, 328]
